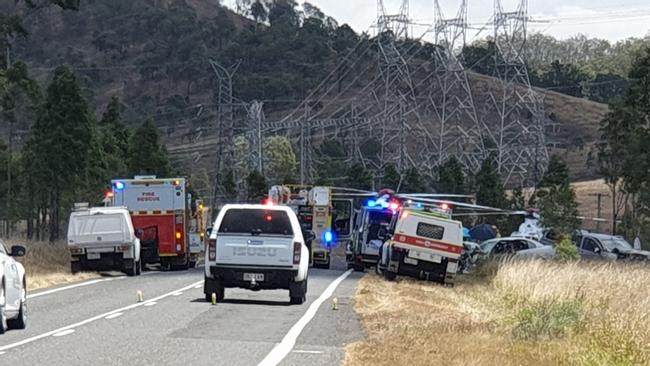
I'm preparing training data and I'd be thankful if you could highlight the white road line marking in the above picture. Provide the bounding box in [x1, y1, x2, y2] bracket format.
[144, 302, 157, 307]
[0, 280, 204, 352]
[258, 269, 353, 366]
[292, 350, 323, 354]
[0, 351, 6, 355]
[172, 292, 183, 296]
[28, 279, 110, 299]
[194, 285, 202, 289]
[105, 312, 124, 320]
[52, 329, 75, 337]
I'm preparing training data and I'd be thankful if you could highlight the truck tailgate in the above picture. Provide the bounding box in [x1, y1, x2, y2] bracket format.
[215, 235, 294, 267]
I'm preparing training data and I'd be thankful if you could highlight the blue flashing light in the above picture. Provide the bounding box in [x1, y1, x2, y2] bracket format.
[416, 202, 423, 208]
[367, 200, 377, 208]
[322, 230, 336, 248]
[324, 231, 333, 243]
[380, 200, 390, 209]
[113, 181, 125, 191]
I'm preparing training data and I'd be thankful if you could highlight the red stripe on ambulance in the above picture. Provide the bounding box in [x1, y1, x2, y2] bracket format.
[393, 234, 463, 255]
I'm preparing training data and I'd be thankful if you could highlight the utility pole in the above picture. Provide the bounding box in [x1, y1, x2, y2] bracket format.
[589, 192, 609, 233]
[5, 44, 11, 237]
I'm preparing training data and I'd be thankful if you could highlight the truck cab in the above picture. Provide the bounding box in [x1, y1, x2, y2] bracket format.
[378, 205, 463, 285]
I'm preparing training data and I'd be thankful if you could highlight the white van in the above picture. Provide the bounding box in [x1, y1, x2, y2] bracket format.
[204, 204, 310, 304]
[67, 205, 142, 276]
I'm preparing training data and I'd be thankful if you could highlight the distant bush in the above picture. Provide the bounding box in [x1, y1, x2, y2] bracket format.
[556, 236, 580, 261]
[513, 299, 583, 340]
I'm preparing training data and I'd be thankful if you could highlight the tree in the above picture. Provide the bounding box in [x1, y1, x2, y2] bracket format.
[540, 154, 570, 187]
[536, 155, 581, 234]
[263, 136, 296, 185]
[24, 66, 94, 241]
[127, 119, 172, 177]
[346, 163, 373, 191]
[401, 167, 426, 193]
[382, 164, 400, 191]
[250, 0, 268, 23]
[246, 170, 267, 201]
[475, 156, 505, 209]
[435, 157, 465, 194]
[98, 96, 129, 178]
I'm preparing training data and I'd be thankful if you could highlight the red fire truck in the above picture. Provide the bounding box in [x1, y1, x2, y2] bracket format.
[109, 176, 195, 270]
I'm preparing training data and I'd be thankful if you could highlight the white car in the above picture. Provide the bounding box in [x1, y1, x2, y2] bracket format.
[479, 237, 546, 257]
[1, 241, 27, 334]
[204, 204, 310, 304]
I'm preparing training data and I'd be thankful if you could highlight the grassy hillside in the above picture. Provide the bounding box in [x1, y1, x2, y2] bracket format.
[6, 0, 607, 182]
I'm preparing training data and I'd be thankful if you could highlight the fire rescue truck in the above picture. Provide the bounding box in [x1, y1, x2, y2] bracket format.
[109, 176, 198, 270]
[268, 185, 353, 269]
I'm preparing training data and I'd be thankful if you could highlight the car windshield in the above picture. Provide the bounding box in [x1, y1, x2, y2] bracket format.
[218, 209, 293, 236]
[479, 240, 498, 252]
[600, 237, 633, 251]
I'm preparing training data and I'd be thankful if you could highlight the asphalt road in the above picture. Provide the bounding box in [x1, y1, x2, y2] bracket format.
[0, 266, 364, 366]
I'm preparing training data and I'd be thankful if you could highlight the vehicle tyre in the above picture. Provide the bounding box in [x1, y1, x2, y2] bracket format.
[204, 277, 225, 302]
[353, 261, 365, 272]
[70, 261, 81, 275]
[0, 280, 7, 334]
[290, 278, 307, 305]
[124, 259, 137, 277]
[7, 283, 27, 330]
[189, 261, 197, 269]
[135, 260, 142, 276]
[384, 270, 397, 281]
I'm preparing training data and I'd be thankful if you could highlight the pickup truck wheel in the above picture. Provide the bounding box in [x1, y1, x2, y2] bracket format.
[204, 278, 225, 302]
[384, 270, 397, 281]
[70, 262, 81, 275]
[124, 259, 137, 277]
[0, 281, 7, 334]
[135, 260, 142, 276]
[290, 278, 307, 305]
[7, 284, 27, 330]
[189, 261, 197, 268]
[353, 261, 365, 272]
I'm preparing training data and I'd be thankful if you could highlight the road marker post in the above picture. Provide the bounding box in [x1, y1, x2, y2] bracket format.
[332, 297, 339, 310]
[137, 290, 144, 302]
[211, 293, 217, 305]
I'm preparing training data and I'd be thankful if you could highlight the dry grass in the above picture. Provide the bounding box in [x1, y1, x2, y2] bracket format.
[7, 240, 97, 291]
[345, 259, 650, 366]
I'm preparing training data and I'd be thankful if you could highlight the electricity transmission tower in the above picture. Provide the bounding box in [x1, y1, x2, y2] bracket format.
[375, 0, 417, 176]
[486, 0, 548, 186]
[428, 0, 483, 172]
[209, 59, 238, 205]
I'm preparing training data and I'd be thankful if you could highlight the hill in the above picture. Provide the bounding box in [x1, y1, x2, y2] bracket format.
[5, 0, 607, 182]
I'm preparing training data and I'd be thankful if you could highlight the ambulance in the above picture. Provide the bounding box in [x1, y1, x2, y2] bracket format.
[378, 202, 463, 285]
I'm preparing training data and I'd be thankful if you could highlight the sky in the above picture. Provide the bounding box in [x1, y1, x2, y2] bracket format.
[225, 0, 650, 42]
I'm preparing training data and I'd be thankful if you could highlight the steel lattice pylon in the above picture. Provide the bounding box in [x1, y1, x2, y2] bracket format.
[427, 0, 484, 172]
[486, 0, 549, 186]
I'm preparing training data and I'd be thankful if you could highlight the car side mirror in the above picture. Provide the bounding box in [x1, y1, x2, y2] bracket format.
[11, 245, 26, 257]
[206, 227, 213, 237]
[594, 247, 601, 254]
[303, 230, 316, 242]
[377, 228, 388, 240]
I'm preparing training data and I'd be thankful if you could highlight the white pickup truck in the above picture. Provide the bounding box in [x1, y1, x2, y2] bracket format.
[204, 204, 310, 304]
[67, 206, 142, 276]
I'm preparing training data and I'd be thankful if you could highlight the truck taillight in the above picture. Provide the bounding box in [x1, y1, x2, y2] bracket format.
[208, 239, 216, 261]
[293, 242, 301, 264]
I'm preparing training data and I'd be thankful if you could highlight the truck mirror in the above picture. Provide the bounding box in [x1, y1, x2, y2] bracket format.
[10, 245, 26, 257]
[206, 227, 213, 237]
[594, 247, 601, 254]
[303, 230, 316, 242]
[135, 229, 144, 239]
[377, 228, 388, 240]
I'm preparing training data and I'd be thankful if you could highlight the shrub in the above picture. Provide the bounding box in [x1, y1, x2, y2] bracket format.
[555, 236, 580, 261]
